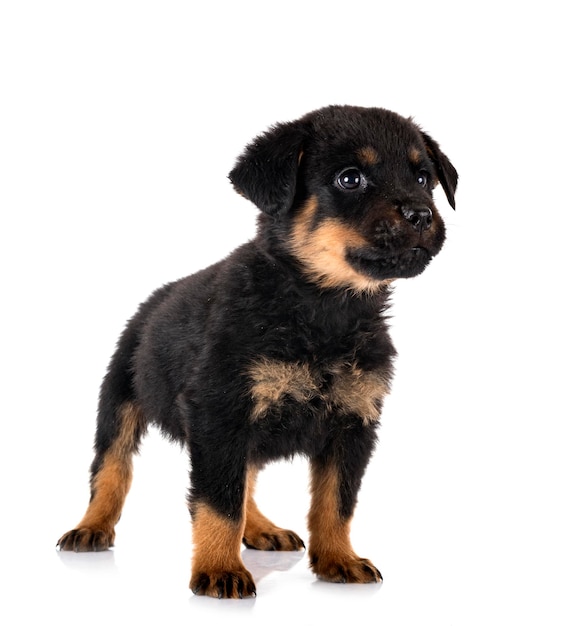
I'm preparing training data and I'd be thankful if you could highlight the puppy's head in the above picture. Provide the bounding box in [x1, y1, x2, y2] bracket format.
[229, 105, 458, 292]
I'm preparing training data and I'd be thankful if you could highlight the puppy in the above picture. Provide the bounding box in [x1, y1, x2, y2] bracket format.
[57, 105, 458, 598]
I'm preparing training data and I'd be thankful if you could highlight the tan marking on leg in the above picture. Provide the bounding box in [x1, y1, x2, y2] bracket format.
[308, 462, 354, 561]
[308, 462, 381, 583]
[243, 466, 305, 550]
[247, 358, 318, 420]
[289, 197, 390, 293]
[81, 402, 143, 527]
[190, 502, 256, 598]
[192, 503, 245, 571]
[57, 402, 146, 551]
[244, 465, 274, 540]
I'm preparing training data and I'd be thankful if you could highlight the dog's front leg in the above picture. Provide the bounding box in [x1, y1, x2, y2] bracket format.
[187, 445, 256, 598]
[308, 426, 382, 584]
[189, 501, 256, 598]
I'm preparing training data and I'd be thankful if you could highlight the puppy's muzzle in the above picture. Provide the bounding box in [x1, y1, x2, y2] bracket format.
[400, 205, 433, 233]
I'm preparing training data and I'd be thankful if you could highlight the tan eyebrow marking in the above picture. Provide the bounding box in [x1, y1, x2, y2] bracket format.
[408, 146, 422, 164]
[357, 146, 379, 166]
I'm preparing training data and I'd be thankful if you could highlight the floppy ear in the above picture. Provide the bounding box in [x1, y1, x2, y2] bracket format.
[229, 121, 307, 215]
[420, 131, 459, 210]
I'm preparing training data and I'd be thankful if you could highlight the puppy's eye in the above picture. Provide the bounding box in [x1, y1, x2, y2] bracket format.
[417, 171, 429, 187]
[336, 168, 364, 191]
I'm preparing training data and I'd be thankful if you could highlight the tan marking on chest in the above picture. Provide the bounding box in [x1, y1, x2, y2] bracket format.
[248, 359, 319, 421]
[247, 358, 390, 424]
[327, 362, 391, 424]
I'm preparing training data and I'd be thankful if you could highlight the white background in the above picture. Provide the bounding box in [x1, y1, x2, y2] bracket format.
[1, 1, 578, 624]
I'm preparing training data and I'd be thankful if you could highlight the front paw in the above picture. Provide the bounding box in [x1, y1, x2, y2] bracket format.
[190, 568, 257, 599]
[311, 553, 382, 584]
[57, 527, 115, 552]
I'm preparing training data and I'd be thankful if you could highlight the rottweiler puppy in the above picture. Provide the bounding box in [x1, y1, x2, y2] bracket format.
[57, 105, 458, 598]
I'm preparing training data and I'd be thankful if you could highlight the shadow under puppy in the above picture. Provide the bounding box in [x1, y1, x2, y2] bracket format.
[57, 105, 458, 598]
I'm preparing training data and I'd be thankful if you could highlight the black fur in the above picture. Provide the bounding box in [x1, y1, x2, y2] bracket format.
[58, 105, 458, 598]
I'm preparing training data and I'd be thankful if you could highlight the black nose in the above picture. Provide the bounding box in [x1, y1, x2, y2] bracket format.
[400, 206, 433, 232]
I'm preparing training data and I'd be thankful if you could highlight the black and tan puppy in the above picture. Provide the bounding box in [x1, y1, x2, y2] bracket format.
[57, 105, 458, 598]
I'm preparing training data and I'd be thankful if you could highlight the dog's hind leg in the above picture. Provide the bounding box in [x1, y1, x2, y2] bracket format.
[57, 305, 152, 553]
[57, 397, 146, 552]
[242, 466, 305, 551]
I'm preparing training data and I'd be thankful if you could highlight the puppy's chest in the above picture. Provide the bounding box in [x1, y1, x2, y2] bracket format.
[246, 357, 392, 425]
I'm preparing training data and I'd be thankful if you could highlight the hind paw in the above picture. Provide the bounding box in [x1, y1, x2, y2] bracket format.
[57, 527, 115, 552]
[243, 527, 305, 551]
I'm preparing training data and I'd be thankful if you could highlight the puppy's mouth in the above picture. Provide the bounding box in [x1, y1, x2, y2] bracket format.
[346, 246, 434, 280]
